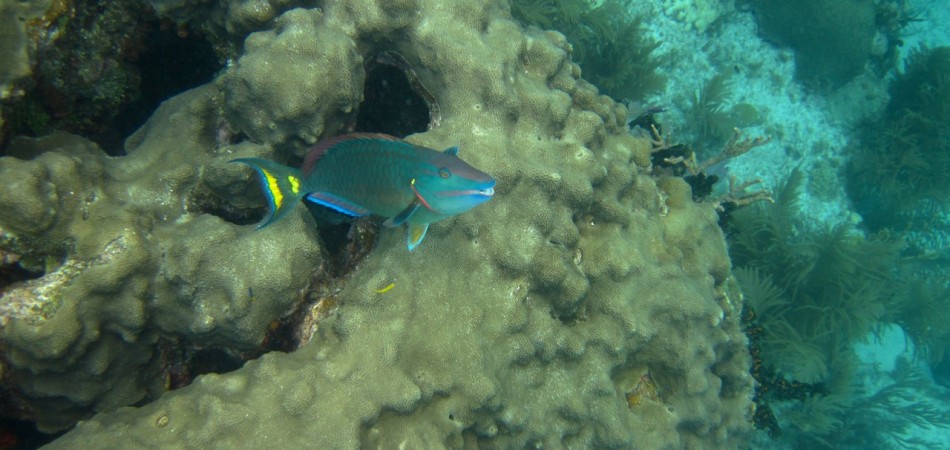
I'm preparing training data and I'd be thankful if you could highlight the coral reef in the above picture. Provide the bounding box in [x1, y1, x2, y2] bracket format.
[0, 0, 50, 101]
[662, 0, 732, 33]
[2, 0, 754, 447]
[845, 45, 950, 375]
[0, 0, 52, 145]
[728, 170, 950, 446]
[847, 45, 950, 239]
[747, 0, 879, 89]
[510, 0, 667, 101]
[0, 0, 221, 152]
[0, 90, 322, 432]
[147, 0, 302, 59]
[687, 73, 763, 150]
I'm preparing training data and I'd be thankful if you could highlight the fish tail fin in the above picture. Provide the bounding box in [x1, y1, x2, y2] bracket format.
[231, 158, 306, 228]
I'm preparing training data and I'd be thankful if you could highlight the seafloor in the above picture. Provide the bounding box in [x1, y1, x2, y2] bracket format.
[0, 0, 948, 449]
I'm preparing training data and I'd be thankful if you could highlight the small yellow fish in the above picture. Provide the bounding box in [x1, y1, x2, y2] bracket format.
[375, 282, 395, 294]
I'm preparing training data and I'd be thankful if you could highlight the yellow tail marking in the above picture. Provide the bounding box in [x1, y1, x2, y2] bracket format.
[410, 227, 425, 243]
[375, 282, 395, 294]
[262, 169, 283, 209]
[288, 175, 300, 194]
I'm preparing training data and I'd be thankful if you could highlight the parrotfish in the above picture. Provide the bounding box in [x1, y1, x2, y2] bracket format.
[232, 133, 495, 250]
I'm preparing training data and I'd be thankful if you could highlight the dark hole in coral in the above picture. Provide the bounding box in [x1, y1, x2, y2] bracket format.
[304, 203, 378, 273]
[259, 319, 298, 354]
[354, 64, 430, 137]
[0, 262, 44, 291]
[0, 418, 63, 450]
[189, 348, 247, 376]
[192, 192, 264, 227]
[111, 22, 220, 152]
[316, 221, 354, 259]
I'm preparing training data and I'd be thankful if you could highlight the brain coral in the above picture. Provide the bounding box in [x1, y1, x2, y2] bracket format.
[1, 0, 753, 447]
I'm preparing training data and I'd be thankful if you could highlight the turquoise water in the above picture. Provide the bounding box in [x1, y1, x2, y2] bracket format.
[633, 0, 950, 448]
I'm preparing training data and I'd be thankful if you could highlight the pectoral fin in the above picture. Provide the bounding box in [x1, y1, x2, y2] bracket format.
[384, 201, 421, 227]
[306, 192, 371, 217]
[406, 223, 429, 251]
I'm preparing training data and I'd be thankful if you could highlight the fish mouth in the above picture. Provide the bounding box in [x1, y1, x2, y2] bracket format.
[437, 179, 495, 198]
[444, 187, 493, 198]
[476, 180, 496, 197]
[462, 179, 495, 197]
[436, 187, 495, 199]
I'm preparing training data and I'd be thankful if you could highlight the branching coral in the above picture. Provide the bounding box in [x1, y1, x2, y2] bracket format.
[642, 120, 771, 211]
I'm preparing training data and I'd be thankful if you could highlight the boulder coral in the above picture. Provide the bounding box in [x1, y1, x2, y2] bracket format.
[1, 0, 753, 447]
[0, 90, 322, 431]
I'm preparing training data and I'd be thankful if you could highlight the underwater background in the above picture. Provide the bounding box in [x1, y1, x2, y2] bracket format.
[0, 0, 948, 448]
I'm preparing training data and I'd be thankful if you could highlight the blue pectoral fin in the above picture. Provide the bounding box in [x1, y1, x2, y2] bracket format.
[384, 201, 421, 228]
[406, 223, 429, 251]
[231, 158, 305, 228]
[306, 192, 371, 217]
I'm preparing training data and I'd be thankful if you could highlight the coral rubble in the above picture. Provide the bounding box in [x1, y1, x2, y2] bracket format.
[1, 0, 754, 447]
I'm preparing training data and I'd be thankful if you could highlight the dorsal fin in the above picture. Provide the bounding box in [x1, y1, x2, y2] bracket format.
[301, 133, 402, 174]
[443, 146, 459, 155]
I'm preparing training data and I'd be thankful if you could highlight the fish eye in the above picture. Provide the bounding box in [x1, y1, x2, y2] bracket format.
[438, 168, 451, 178]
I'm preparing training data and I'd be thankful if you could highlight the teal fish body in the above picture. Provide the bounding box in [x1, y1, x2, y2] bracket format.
[232, 133, 495, 250]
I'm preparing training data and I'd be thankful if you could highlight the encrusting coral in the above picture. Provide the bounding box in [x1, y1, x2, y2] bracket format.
[1, 0, 754, 447]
